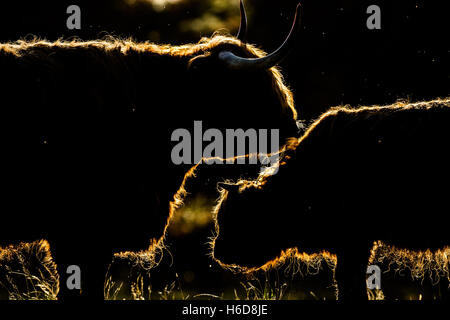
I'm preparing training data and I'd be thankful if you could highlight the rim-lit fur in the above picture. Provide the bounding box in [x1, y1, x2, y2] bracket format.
[0, 35, 297, 123]
[210, 98, 450, 283]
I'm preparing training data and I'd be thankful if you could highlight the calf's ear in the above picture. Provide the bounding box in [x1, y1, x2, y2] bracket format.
[217, 182, 240, 193]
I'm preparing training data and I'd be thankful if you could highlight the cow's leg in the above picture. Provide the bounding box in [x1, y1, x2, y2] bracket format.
[81, 251, 113, 300]
[53, 244, 111, 301]
[50, 242, 84, 300]
[335, 241, 372, 301]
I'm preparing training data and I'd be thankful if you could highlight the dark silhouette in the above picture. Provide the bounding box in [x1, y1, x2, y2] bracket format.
[0, 2, 300, 299]
[212, 99, 450, 300]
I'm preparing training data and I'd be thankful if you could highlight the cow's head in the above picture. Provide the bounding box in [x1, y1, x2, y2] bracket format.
[154, 1, 303, 141]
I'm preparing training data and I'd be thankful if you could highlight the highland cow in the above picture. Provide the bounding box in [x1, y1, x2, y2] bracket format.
[212, 99, 450, 300]
[0, 2, 301, 299]
[105, 162, 337, 300]
[0, 240, 59, 300]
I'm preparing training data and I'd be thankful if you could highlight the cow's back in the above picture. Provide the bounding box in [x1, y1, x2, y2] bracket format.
[284, 101, 450, 250]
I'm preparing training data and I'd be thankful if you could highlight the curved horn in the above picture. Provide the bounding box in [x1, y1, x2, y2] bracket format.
[220, 3, 302, 70]
[236, 0, 248, 41]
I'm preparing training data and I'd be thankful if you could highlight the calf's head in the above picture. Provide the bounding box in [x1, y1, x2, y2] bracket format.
[211, 177, 296, 267]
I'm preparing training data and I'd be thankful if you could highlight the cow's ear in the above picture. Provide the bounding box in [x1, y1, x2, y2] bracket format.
[187, 53, 211, 71]
[217, 182, 240, 193]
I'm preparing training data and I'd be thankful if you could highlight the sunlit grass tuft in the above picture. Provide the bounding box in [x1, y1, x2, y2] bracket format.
[1, 239, 449, 300]
[0, 240, 59, 300]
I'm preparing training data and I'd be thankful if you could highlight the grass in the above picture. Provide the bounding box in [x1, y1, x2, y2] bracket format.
[0, 240, 59, 300]
[1, 239, 449, 300]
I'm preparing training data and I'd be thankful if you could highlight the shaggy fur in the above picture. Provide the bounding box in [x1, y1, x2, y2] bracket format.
[106, 163, 338, 299]
[0, 35, 296, 126]
[106, 161, 450, 299]
[0, 33, 299, 299]
[212, 98, 450, 300]
[0, 240, 59, 300]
